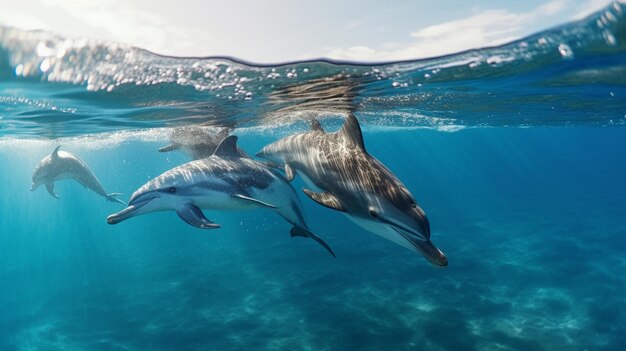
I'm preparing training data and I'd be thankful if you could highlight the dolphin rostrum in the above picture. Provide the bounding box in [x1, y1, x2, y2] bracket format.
[256, 114, 447, 266]
[108, 135, 335, 257]
[31, 145, 125, 205]
[158, 126, 239, 160]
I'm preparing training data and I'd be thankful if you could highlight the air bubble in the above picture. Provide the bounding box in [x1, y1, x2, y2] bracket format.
[40, 59, 51, 73]
[603, 30, 616, 46]
[36, 41, 54, 57]
[605, 11, 616, 22]
[486, 56, 502, 65]
[557, 44, 573, 59]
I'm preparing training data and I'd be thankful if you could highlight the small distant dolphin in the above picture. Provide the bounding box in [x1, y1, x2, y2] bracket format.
[31, 145, 125, 205]
[158, 126, 240, 160]
[108, 135, 335, 257]
[256, 114, 447, 266]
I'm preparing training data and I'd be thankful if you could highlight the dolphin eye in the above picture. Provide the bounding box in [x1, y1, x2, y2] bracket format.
[369, 208, 378, 218]
[168, 186, 177, 193]
[410, 202, 417, 208]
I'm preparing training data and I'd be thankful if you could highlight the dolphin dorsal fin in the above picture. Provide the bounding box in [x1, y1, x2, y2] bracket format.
[212, 135, 242, 158]
[338, 114, 365, 151]
[217, 128, 230, 140]
[51, 145, 61, 159]
[311, 119, 324, 132]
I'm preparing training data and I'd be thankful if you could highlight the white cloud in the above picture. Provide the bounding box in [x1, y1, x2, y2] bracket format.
[572, 0, 618, 19]
[410, 10, 526, 41]
[0, 0, 620, 62]
[40, 0, 211, 55]
[342, 20, 364, 31]
[0, 13, 49, 30]
[537, 0, 570, 15]
[323, 0, 578, 62]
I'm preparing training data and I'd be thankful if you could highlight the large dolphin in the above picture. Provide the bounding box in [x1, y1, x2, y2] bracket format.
[158, 126, 238, 160]
[107, 135, 335, 257]
[256, 114, 447, 266]
[31, 145, 125, 205]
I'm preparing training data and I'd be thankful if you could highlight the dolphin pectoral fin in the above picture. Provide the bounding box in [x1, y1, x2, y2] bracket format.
[106, 193, 127, 206]
[176, 204, 221, 229]
[290, 226, 336, 258]
[302, 188, 344, 212]
[158, 143, 180, 152]
[284, 164, 296, 181]
[45, 183, 60, 199]
[232, 194, 277, 208]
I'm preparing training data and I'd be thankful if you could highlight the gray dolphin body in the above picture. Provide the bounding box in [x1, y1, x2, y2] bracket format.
[31, 146, 125, 205]
[158, 126, 240, 160]
[108, 136, 334, 257]
[256, 115, 447, 266]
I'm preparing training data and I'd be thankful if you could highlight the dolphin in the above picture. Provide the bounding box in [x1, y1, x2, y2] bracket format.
[158, 126, 241, 160]
[256, 114, 447, 266]
[108, 135, 335, 257]
[31, 145, 125, 205]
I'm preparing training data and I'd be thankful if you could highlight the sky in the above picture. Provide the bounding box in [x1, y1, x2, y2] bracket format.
[0, 0, 618, 63]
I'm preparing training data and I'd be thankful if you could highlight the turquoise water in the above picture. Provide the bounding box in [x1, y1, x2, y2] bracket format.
[2, 3, 626, 350]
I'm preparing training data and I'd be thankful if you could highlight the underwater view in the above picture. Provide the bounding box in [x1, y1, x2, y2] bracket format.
[1, 2, 626, 350]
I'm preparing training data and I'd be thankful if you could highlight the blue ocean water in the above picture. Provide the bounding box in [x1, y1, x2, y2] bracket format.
[1, 3, 626, 350]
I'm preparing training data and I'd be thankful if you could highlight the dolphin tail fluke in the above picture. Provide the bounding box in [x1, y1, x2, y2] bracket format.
[106, 193, 127, 205]
[290, 226, 336, 258]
